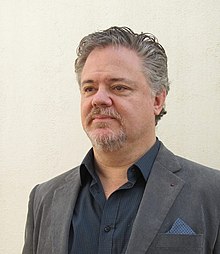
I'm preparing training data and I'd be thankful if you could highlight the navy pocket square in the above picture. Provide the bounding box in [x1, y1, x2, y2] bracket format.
[166, 218, 196, 235]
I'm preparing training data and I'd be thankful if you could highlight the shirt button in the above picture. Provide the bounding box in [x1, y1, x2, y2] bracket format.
[104, 225, 111, 232]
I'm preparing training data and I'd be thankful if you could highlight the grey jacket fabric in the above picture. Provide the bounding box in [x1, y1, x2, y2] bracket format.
[22, 144, 220, 254]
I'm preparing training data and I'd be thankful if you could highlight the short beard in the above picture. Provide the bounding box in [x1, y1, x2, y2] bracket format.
[85, 107, 127, 152]
[88, 125, 127, 152]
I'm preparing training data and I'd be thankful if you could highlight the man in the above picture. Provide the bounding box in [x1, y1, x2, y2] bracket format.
[22, 26, 220, 254]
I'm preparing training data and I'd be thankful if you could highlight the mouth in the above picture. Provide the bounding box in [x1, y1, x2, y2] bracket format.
[91, 115, 115, 123]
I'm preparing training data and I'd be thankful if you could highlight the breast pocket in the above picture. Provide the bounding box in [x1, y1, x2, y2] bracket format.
[151, 233, 204, 254]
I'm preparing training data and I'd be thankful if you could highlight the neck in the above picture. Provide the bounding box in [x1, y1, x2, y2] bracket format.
[93, 136, 156, 198]
[93, 136, 156, 176]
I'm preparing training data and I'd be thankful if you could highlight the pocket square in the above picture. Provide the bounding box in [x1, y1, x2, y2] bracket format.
[166, 218, 196, 235]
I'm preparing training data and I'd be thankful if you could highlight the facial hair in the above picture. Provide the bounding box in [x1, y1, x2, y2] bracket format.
[84, 107, 127, 152]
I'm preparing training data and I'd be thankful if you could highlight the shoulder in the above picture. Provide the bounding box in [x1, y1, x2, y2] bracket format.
[176, 155, 220, 189]
[159, 142, 220, 172]
[30, 166, 80, 205]
[158, 143, 220, 191]
[177, 155, 220, 176]
[38, 166, 80, 191]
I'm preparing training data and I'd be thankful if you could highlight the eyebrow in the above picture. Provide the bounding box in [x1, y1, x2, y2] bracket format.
[81, 80, 94, 86]
[107, 78, 135, 85]
[81, 77, 136, 86]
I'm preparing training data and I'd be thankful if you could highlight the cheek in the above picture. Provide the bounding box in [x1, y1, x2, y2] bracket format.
[124, 101, 154, 124]
[81, 98, 90, 113]
[80, 99, 95, 129]
[80, 102, 89, 124]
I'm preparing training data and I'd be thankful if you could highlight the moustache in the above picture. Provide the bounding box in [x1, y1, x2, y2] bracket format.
[85, 107, 122, 125]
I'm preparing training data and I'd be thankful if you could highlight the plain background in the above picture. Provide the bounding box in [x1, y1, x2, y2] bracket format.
[0, 0, 220, 253]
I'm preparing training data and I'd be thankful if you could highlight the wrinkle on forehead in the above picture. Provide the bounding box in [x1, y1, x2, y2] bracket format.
[81, 45, 148, 89]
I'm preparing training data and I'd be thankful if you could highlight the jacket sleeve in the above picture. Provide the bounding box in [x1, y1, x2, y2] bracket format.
[22, 185, 38, 254]
[214, 225, 220, 253]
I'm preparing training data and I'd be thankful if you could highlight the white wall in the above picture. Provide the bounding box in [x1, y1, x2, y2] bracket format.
[0, 0, 219, 253]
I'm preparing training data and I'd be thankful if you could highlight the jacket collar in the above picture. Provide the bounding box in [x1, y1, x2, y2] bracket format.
[126, 143, 185, 253]
[51, 167, 81, 254]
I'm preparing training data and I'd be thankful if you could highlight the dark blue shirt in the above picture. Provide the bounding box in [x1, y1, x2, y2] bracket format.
[69, 140, 160, 254]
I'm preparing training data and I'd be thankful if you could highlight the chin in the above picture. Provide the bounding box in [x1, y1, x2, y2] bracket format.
[87, 129, 115, 141]
[86, 128, 127, 152]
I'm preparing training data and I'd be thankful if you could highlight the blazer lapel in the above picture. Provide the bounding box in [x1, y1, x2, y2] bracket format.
[126, 145, 185, 254]
[51, 168, 81, 254]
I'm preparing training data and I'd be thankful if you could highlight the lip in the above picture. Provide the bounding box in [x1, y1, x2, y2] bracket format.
[93, 115, 114, 119]
[92, 115, 115, 122]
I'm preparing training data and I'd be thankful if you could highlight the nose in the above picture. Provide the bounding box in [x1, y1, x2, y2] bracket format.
[92, 88, 113, 107]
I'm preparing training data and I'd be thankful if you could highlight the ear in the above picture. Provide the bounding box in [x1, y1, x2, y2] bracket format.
[153, 89, 167, 116]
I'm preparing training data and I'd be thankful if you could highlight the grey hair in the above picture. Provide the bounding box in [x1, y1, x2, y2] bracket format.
[75, 26, 170, 124]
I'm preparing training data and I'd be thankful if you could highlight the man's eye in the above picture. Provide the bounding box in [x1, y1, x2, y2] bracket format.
[113, 85, 127, 91]
[83, 87, 95, 93]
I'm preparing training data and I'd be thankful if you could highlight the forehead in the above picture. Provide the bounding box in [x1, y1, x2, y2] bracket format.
[81, 46, 144, 82]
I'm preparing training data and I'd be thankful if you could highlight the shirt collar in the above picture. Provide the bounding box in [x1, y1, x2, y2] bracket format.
[80, 148, 96, 185]
[133, 138, 160, 181]
[80, 138, 161, 184]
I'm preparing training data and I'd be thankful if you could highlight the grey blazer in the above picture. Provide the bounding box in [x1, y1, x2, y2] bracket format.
[22, 144, 220, 254]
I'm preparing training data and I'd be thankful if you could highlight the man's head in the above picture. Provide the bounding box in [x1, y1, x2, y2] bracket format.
[76, 27, 168, 152]
[75, 26, 169, 125]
